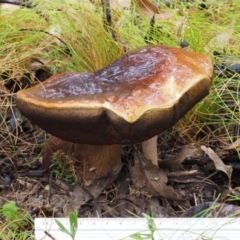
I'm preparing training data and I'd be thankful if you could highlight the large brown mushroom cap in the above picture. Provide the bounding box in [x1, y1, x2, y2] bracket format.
[16, 45, 213, 144]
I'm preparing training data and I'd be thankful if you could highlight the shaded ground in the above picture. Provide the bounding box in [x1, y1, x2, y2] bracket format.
[1, 120, 240, 220]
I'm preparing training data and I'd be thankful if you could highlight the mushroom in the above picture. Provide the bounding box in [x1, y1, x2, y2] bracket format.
[16, 45, 213, 182]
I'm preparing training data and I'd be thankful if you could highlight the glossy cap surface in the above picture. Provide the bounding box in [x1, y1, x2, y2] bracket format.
[16, 45, 213, 144]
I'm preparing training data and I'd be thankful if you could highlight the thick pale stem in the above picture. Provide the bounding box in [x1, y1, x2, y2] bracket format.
[43, 136, 122, 182]
[142, 135, 158, 166]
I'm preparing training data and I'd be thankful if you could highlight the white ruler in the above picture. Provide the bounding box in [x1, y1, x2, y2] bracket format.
[35, 217, 240, 240]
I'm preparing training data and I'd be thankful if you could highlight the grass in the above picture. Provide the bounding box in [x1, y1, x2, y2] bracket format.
[174, 0, 240, 146]
[55, 211, 78, 240]
[1, 0, 239, 148]
[50, 150, 78, 185]
[0, 201, 33, 240]
[1, 200, 240, 239]
[0, 0, 240, 239]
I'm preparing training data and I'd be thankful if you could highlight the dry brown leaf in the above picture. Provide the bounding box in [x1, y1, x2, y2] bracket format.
[137, 0, 160, 16]
[86, 164, 123, 199]
[129, 150, 189, 207]
[51, 194, 67, 209]
[63, 164, 122, 216]
[142, 161, 189, 207]
[201, 145, 232, 184]
[63, 184, 92, 216]
[158, 143, 203, 171]
[155, 9, 179, 21]
[204, 18, 236, 52]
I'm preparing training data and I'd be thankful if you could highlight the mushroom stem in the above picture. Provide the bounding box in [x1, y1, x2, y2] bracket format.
[43, 136, 122, 183]
[73, 143, 122, 181]
[142, 135, 158, 166]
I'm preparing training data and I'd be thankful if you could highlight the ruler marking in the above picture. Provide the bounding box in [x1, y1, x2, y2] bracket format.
[35, 218, 240, 240]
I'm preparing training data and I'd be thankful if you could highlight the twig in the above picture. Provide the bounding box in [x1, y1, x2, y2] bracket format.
[47, 172, 53, 204]
[101, 0, 117, 41]
[44, 231, 56, 240]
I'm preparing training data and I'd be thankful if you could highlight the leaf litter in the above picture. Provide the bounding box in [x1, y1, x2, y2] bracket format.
[129, 148, 190, 208]
[201, 145, 233, 184]
[1, 121, 240, 220]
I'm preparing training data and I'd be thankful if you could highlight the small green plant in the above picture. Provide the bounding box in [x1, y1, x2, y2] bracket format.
[130, 213, 157, 240]
[0, 201, 34, 240]
[50, 150, 78, 185]
[55, 211, 78, 240]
